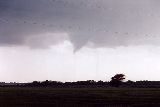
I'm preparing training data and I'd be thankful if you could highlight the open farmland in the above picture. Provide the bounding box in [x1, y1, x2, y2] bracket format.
[0, 87, 160, 107]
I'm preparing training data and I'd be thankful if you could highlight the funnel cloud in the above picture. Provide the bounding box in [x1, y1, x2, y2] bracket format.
[0, 0, 160, 51]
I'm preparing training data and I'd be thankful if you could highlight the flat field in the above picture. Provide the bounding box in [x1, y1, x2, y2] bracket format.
[0, 87, 160, 107]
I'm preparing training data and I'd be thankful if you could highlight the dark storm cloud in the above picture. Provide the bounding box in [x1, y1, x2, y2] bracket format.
[0, 0, 160, 50]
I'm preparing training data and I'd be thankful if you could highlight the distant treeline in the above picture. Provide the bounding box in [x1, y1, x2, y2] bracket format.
[1, 80, 160, 88]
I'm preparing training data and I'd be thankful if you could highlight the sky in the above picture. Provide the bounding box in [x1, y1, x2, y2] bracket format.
[0, 0, 160, 82]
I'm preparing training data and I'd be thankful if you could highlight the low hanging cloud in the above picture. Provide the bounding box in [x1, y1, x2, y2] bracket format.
[0, 0, 160, 51]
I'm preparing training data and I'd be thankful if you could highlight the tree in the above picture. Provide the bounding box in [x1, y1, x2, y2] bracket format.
[110, 74, 125, 87]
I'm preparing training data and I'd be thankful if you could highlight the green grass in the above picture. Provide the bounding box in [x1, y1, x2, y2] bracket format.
[0, 87, 160, 107]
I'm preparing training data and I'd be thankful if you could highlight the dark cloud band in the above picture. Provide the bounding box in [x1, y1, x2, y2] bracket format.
[0, 0, 160, 51]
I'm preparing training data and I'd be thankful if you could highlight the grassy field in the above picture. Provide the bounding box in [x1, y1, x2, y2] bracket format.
[0, 87, 160, 107]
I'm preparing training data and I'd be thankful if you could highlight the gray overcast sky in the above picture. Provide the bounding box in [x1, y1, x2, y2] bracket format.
[0, 0, 160, 82]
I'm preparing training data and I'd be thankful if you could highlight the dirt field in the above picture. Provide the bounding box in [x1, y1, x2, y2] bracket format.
[0, 87, 160, 107]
